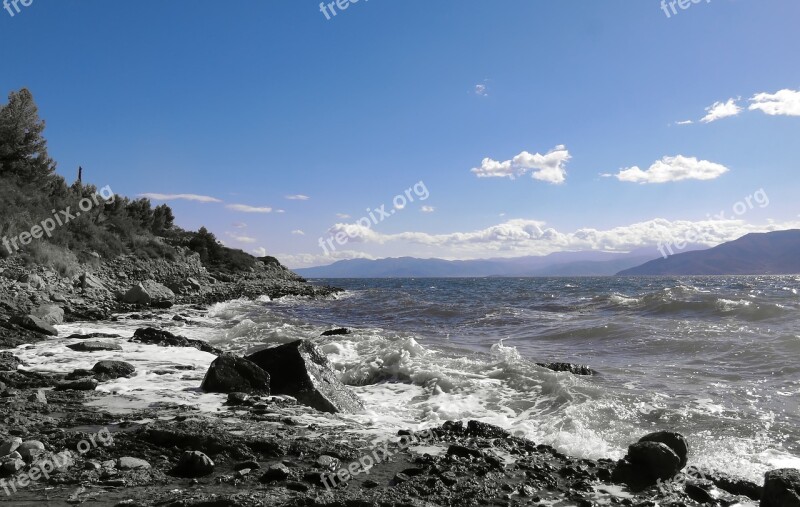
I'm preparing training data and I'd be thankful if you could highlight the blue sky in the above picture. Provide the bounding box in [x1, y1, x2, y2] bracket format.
[2, 0, 799, 267]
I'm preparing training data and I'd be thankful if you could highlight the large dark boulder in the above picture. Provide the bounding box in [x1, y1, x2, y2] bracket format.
[201, 355, 270, 395]
[246, 340, 363, 414]
[639, 431, 688, 469]
[122, 280, 175, 307]
[67, 340, 122, 352]
[92, 361, 136, 380]
[762, 469, 800, 507]
[131, 328, 222, 355]
[11, 315, 57, 337]
[627, 441, 680, 481]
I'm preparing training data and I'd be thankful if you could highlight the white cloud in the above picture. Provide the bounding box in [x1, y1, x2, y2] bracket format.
[226, 204, 273, 213]
[421, 206, 435, 213]
[475, 84, 488, 97]
[225, 232, 257, 244]
[749, 89, 800, 116]
[278, 250, 376, 269]
[286, 195, 311, 201]
[675, 119, 694, 126]
[232, 222, 247, 229]
[471, 145, 571, 184]
[252, 247, 268, 257]
[318, 217, 800, 260]
[610, 155, 729, 184]
[336, 213, 351, 219]
[700, 98, 742, 123]
[275, 209, 286, 214]
[291, 230, 305, 236]
[138, 193, 221, 203]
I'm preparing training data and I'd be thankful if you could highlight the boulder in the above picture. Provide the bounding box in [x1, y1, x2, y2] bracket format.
[173, 450, 215, 478]
[77, 272, 106, 290]
[0, 437, 22, 457]
[67, 340, 122, 352]
[122, 281, 174, 307]
[118, 457, 151, 470]
[11, 315, 58, 336]
[536, 362, 596, 376]
[32, 304, 64, 326]
[639, 431, 688, 469]
[130, 328, 222, 355]
[0, 352, 22, 372]
[92, 360, 136, 379]
[762, 469, 800, 507]
[246, 340, 363, 414]
[260, 463, 291, 482]
[18, 273, 45, 290]
[627, 441, 681, 481]
[17, 440, 45, 462]
[55, 378, 99, 391]
[321, 328, 351, 336]
[200, 355, 270, 394]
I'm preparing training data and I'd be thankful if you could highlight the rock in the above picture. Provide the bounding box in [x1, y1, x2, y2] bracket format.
[32, 304, 64, 325]
[92, 360, 136, 379]
[130, 328, 221, 355]
[122, 281, 175, 307]
[0, 352, 22, 371]
[260, 463, 291, 482]
[0, 437, 22, 457]
[447, 445, 483, 460]
[28, 389, 47, 404]
[77, 272, 106, 290]
[246, 340, 363, 414]
[639, 431, 688, 469]
[706, 471, 762, 500]
[11, 314, 58, 336]
[55, 378, 99, 391]
[118, 457, 151, 470]
[321, 328, 351, 336]
[201, 355, 270, 394]
[467, 420, 510, 439]
[173, 450, 215, 478]
[762, 468, 800, 507]
[17, 440, 45, 461]
[18, 273, 45, 289]
[1, 457, 24, 474]
[226, 392, 251, 406]
[536, 362, 596, 376]
[67, 340, 122, 352]
[626, 441, 681, 481]
[65, 368, 95, 380]
[66, 332, 121, 339]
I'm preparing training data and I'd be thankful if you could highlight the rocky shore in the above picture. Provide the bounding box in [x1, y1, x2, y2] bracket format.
[0, 257, 796, 506]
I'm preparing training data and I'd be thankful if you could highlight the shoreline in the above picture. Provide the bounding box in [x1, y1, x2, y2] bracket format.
[0, 260, 785, 505]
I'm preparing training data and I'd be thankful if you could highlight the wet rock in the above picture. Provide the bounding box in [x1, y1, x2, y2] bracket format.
[32, 304, 64, 325]
[246, 340, 363, 414]
[234, 461, 260, 471]
[65, 368, 95, 380]
[321, 328, 351, 336]
[130, 328, 222, 355]
[67, 340, 122, 352]
[66, 332, 121, 339]
[639, 431, 688, 469]
[28, 389, 47, 404]
[536, 362, 596, 376]
[200, 354, 270, 395]
[226, 392, 251, 406]
[55, 378, 99, 391]
[260, 463, 291, 482]
[0, 352, 22, 371]
[93, 360, 136, 379]
[173, 450, 215, 478]
[0, 437, 22, 456]
[447, 444, 483, 460]
[122, 280, 175, 307]
[707, 470, 762, 500]
[1, 456, 24, 474]
[762, 468, 800, 507]
[627, 441, 681, 481]
[467, 420, 509, 439]
[11, 314, 58, 336]
[118, 457, 151, 470]
[17, 440, 45, 461]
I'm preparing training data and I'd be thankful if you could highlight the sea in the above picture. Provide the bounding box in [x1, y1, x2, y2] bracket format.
[16, 276, 800, 485]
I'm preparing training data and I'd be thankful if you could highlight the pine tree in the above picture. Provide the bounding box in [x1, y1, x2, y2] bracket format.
[0, 88, 57, 182]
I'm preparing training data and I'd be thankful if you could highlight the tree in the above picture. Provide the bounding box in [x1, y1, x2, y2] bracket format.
[0, 88, 57, 182]
[151, 204, 175, 235]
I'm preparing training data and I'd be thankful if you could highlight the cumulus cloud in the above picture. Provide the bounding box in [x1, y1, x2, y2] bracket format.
[226, 204, 273, 213]
[138, 193, 221, 203]
[319, 217, 800, 259]
[608, 155, 729, 184]
[421, 206, 435, 213]
[749, 89, 800, 116]
[291, 230, 305, 236]
[285, 194, 310, 201]
[225, 232, 257, 244]
[471, 145, 571, 184]
[700, 98, 742, 123]
[252, 247, 268, 257]
[475, 84, 488, 97]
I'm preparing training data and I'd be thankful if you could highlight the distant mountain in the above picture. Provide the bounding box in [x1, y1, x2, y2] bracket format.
[617, 230, 800, 276]
[295, 250, 659, 278]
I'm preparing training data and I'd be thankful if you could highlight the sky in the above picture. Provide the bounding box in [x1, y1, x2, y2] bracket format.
[1, 0, 799, 268]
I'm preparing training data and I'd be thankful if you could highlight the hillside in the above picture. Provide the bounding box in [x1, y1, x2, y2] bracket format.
[617, 230, 800, 276]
